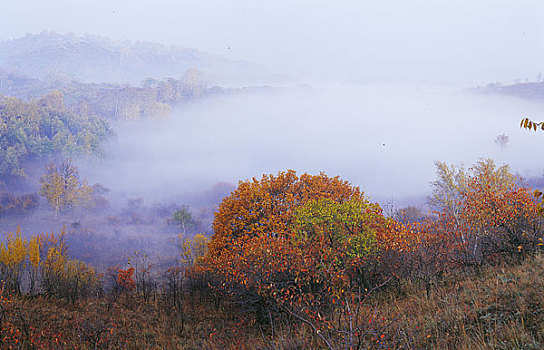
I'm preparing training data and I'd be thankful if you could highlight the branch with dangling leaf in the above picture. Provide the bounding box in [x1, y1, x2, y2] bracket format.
[520, 118, 544, 216]
[520, 117, 544, 131]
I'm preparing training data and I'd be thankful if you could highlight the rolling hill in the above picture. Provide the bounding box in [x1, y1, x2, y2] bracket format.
[0, 31, 272, 85]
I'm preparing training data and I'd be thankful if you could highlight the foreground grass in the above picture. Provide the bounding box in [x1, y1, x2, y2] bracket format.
[2, 254, 544, 349]
[370, 254, 544, 349]
[1, 292, 263, 349]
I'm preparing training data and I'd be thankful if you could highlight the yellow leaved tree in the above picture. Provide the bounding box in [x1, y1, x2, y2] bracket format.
[0, 227, 99, 299]
[178, 234, 209, 267]
[0, 227, 27, 292]
[39, 159, 92, 218]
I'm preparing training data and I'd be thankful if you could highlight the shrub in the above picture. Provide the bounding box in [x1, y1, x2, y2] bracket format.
[40, 233, 100, 301]
[116, 267, 136, 293]
[203, 170, 404, 341]
[178, 233, 208, 267]
[0, 227, 100, 301]
[428, 159, 544, 269]
[0, 192, 38, 217]
[0, 228, 27, 293]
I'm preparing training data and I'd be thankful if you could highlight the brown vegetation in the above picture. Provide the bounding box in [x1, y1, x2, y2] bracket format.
[1, 252, 544, 349]
[0, 164, 543, 349]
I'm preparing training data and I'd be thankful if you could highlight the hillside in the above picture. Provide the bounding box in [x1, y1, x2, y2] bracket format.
[0, 32, 270, 85]
[2, 250, 543, 349]
[478, 81, 544, 101]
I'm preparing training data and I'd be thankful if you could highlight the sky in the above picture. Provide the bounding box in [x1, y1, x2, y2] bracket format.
[1, 0, 543, 85]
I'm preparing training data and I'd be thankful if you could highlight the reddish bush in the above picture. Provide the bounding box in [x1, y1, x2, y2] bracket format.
[202, 170, 410, 345]
[116, 267, 135, 292]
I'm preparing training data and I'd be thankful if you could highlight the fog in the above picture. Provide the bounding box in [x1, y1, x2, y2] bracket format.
[2, 0, 544, 85]
[1, 0, 544, 208]
[79, 83, 544, 208]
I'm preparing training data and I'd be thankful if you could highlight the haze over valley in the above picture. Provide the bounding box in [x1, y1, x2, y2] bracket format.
[0, 2, 544, 347]
[83, 82, 543, 204]
[0, 27, 543, 262]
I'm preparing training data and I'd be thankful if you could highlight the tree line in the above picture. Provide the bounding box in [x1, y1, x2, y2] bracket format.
[0, 91, 113, 179]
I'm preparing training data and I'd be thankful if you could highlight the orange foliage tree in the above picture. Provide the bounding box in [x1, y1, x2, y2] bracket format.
[203, 170, 408, 345]
[422, 159, 544, 271]
[208, 170, 362, 258]
[200, 164, 542, 347]
[456, 160, 542, 264]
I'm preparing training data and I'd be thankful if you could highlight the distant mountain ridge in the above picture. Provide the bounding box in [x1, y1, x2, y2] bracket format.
[0, 31, 272, 85]
[477, 81, 544, 100]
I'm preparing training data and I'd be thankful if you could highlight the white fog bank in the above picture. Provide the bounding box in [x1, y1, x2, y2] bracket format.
[80, 83, 544, 205]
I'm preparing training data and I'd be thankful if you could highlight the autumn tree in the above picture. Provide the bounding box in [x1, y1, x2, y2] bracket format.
[461, 160, 542, 261]
[294, 198, 385, 260]
[39, 159, 92, 218]
[203, 170, 402, 343]
[38, 229, 100, 301]
[0, 227, 99, 299]
[27, 235, 40, 294]
[292, 197, 393, 290]
[429, 160, 516, 218]
[116, 267, 135, 293]
[208, 170, 362, 258]
[427, 159, 543, 268]
[0, 228, 27, 293]
[178, 234, 208, 267]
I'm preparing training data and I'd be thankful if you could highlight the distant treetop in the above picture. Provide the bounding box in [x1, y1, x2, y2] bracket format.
[0, 92, 114, 178]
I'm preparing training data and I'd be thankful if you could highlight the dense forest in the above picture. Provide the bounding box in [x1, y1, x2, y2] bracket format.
[0, 92, 113, 177]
